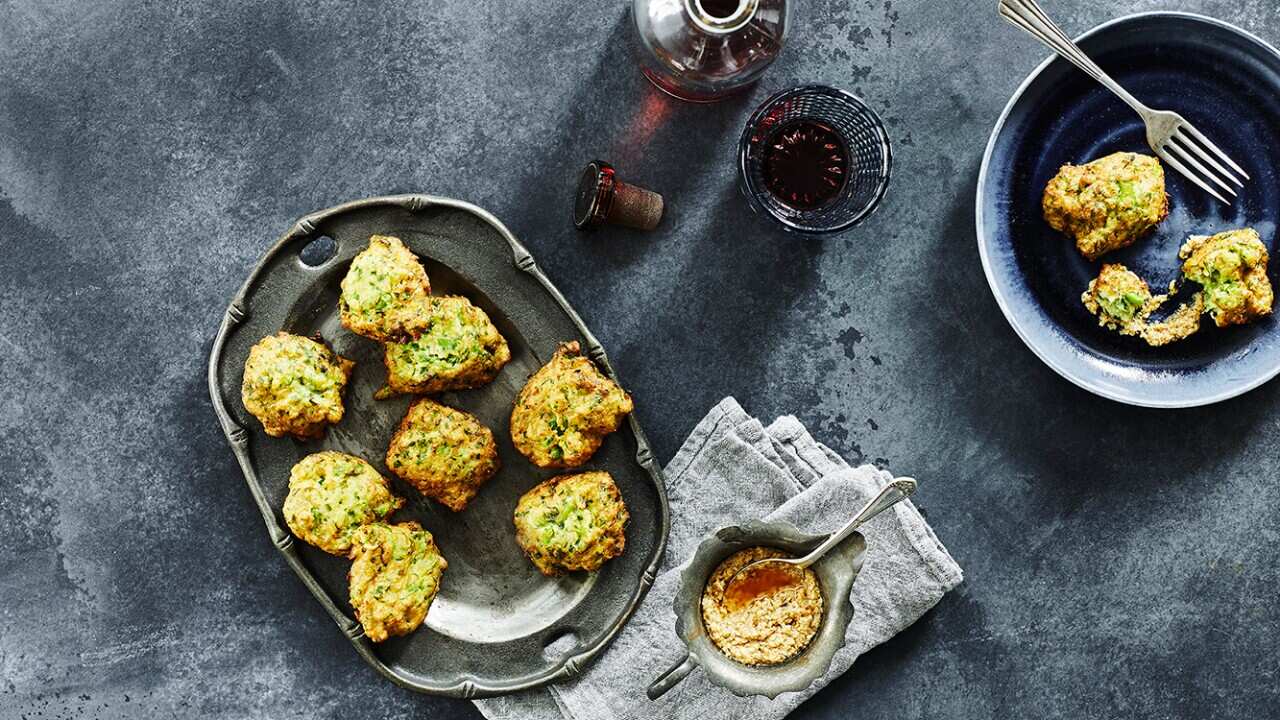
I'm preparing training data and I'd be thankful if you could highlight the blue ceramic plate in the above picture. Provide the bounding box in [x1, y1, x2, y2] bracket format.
[977, 12, 1280, 407]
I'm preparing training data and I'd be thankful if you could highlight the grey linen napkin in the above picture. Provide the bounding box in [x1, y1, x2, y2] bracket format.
[475, 397, 963, 720]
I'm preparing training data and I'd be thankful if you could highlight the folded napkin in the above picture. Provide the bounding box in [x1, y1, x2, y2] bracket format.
[475, 397, 963, 720]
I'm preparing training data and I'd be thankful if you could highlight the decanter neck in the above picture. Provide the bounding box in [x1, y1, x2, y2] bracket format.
[685, 0, 760, 34]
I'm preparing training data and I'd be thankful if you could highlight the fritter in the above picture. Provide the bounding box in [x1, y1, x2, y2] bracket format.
[1081, 263, 1163, 336]
[339, 234, 433, 343]
[382, 296, 511, 395]
[385, 398, 500, 512]
[347, 521, 447, 642]
[510, 342, 633, 469]
[513, 471, 628, 576]
[1081, 263, 1203, 346]
[281, 451, 403, 557]
[1043, 152, 1169, 260]
[1180, 228, 1273, 327]
[1141, 295, 1205, 347]
[241, 332, 354, 440]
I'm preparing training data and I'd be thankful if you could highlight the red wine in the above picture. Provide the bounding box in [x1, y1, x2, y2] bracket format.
[761, 120, 849, 210]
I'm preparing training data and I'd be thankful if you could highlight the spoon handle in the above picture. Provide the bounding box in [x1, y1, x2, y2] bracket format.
[798, 478, 917, 568]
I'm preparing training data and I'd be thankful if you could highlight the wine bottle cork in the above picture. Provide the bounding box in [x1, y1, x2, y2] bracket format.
[574, 161, 665, 231]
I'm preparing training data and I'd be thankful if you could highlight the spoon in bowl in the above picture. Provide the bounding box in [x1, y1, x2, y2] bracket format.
[721, 478, 917, 607]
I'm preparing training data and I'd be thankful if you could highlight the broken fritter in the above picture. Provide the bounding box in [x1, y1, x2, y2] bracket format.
[1081, 263, 1202, 347]
[1081, 263, 1164, 336]
[1179, 228, 1273, 328]
[1141, 295, 1206, 347]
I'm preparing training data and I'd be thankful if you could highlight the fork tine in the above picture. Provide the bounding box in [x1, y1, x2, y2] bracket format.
[1163, 137, 1237, 197]
[1157, 148, 1231, 205]
[1173, 127, 1244, 187]
[1178, 122, 1250, 181]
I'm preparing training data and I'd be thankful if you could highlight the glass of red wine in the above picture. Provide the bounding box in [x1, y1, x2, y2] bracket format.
[738, 85, 892, 234]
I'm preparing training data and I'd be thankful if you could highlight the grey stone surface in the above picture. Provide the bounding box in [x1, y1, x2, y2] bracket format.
[2, 0, 1278, 718]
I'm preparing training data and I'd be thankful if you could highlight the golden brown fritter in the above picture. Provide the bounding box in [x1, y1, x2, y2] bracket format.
[1180, 228, 1273, 327]
[1081, 263, 1163, 336]
[1081, 264, 1203, 346]
[1043, 152, 1169, 260]
[510, 342, 633, 469]
[282, 451, 403, 556]
[1141, 296, 1205, 347]
[385, 398, 500, 512]
[241, 332, 354, 440]
[347, 521, 447, 642]
[381, 296, 511, 396]
[339, 235, 433, 343]
[513, 471, 628, 576]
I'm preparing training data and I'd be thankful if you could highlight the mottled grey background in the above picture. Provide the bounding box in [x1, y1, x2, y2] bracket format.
[2, 0, 1278, 718]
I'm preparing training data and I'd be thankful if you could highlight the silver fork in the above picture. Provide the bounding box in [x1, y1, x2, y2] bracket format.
[998, 0, 1249, 204]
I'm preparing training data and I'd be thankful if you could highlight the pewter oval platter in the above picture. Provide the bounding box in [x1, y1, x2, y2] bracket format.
[207, 195, 670, 697]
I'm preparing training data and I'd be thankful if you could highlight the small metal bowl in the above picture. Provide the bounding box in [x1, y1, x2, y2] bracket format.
[738, 85, 892, 234]
[646, 519, 866, 699]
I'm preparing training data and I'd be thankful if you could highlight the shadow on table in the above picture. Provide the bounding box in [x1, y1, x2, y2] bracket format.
[794, 587, 990, 719]
[607, 179, 830, 459]
[675, 180, 827, 335]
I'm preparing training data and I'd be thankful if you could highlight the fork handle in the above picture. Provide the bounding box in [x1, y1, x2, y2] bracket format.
[998, 0, 1149, 116]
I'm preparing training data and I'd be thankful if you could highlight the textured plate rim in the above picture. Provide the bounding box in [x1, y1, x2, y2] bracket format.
[205, 194, 671, 698]
[976, 11, 1280, 408]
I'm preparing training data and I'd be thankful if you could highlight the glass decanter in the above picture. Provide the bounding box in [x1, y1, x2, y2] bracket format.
[632, 0, 789, 103]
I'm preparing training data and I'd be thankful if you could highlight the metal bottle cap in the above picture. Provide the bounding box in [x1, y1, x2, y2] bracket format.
[574, 161, 664, 231]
